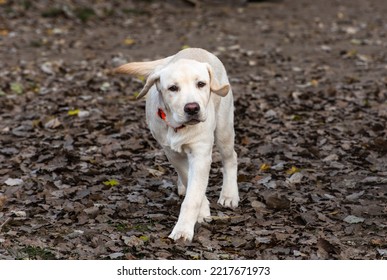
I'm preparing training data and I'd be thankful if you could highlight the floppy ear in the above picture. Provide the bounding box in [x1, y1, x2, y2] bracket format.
[206, 64, 230, 97]
[136, 71, 160, 99]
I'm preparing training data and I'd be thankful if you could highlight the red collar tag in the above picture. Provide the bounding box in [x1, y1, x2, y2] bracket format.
[157, 108, 167, 120]
[157, 108, 185, 132]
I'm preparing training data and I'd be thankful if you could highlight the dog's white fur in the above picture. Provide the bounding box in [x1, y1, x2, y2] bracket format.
[115, 48, 239, 241]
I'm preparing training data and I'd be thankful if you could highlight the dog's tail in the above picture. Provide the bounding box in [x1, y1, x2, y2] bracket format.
[114, 56, 173, 77]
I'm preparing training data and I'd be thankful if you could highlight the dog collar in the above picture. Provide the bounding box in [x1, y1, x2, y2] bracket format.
[157, 108, 185, 132]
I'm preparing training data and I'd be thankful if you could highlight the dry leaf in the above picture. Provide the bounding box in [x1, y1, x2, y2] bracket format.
[344, 215, 365, 224]
[5, 178, 24, 186]
[123, 38, 135, 46]
[286, 166, 300, 175]
[259, 163, 271, 171]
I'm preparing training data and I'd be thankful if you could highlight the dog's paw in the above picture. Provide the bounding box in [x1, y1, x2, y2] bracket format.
[169, 226, 194, 242]
[218, 192, 239, 208]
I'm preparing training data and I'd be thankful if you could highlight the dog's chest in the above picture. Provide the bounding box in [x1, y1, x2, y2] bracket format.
[149, 122, 204, 153]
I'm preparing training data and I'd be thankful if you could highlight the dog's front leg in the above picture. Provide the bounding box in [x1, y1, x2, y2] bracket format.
[169, 144, 212, 242]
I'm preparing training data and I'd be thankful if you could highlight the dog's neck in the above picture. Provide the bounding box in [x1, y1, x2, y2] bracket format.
[157, 108, 185, 133]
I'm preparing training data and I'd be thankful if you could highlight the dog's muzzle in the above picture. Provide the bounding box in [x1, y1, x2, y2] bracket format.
[184, 102, 202, 125]
[184, 102, 200, 116]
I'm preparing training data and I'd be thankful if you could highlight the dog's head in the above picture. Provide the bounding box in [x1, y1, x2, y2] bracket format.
[138, 59, 230, 126]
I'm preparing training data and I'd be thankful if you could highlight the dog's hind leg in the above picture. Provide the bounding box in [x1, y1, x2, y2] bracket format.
[215, 95, 239, 208]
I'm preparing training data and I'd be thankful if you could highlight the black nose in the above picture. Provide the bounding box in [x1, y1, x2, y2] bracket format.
[184, 102, 200, 115]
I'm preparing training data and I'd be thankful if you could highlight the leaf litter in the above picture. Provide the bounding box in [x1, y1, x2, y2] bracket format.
[0, 0, 386, 260]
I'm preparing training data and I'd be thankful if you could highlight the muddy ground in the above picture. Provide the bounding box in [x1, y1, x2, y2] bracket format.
[0, 0, 386, 259]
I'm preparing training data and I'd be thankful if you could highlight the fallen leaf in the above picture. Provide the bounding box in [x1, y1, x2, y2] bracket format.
[68, 109, 80, 116]
[67, 230, 84, 239]
[287, 172, 303, 184]
[109, 252, 124, 259]
[286, 166, 300, 175]
[317, 238, 340, 254]
[346, 191, 365, 201]
[103, 179, 119, 187]
[44, 117, 62, 129]
[350, 38, 362, 45]
[241, 136, 250, 145]
[322, 154, 339, 162]
[100, 82, 111, 91]
[40, 62, 55, 74]
[148, 168, 165, 177]
[344, 49, 358, 58]
[5, 178, 24, 186]
[310, 79, 319, 87]
[122, 236, 144, 247]
[377, 249, 387, 256]
[293, 250, 307, 257]
[265, 193, 291, 210]
[139, 235, 149, 242]
[257, 175, 271, 185]
[0, 195, 6, 210]
[77, 110, 90, 118]
[11, 210, 27, 217]
[10, 82, 23, 95]
[370, 239, 385, 246]
[0, 29, 8, 36]
[271, 162, 284, 171]
[344, 215, 365, 224]
[123, 38, 135, 46]
[251, 200, 267, 212]
[259, 163, 271, 171]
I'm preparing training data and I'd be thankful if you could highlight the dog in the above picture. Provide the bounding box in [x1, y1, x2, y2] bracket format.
[115, 48, 239, 241]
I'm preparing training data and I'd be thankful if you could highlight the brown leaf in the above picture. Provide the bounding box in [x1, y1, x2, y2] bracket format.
[317, 238, 340, 255]
[265, 193, 291, 210]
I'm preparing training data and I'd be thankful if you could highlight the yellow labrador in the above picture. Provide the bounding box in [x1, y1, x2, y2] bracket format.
[115, 48, 239, 241]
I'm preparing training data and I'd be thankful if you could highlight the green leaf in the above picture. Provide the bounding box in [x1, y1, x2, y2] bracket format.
[68, 109, 80, 116]
[103, 179, 119, 187]
[10, 82, 23, 95]
[139, 235, 149, 242]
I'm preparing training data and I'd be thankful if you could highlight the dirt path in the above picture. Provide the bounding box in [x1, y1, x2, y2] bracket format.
[0, 0, 386, 259]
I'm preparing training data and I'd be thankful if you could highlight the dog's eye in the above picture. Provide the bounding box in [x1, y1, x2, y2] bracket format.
[197, 81, 206, 88]
[168, 85, 179, 92]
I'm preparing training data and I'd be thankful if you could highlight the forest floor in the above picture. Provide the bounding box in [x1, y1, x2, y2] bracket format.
[0, 0, 386, 259]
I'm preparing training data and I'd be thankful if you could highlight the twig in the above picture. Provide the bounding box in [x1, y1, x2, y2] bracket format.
[0, 217, 12, 232]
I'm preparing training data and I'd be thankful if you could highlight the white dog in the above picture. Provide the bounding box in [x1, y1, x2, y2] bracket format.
[115, 48, 239, 241]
